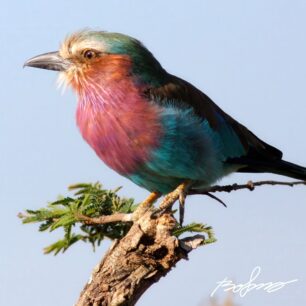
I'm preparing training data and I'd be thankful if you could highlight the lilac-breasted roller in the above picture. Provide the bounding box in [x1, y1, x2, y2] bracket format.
[24, 30, 306, 203]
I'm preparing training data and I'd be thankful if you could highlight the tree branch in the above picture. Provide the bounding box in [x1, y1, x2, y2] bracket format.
[74, 179, 305, 305]
[75, 209, 206, 306]
[20, 179, 305, 305]
[189, 179, 306, 195]
[76, 212, 133, 225]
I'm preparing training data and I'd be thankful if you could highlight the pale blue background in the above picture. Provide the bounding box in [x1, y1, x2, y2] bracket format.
[1, 1, 305, 305]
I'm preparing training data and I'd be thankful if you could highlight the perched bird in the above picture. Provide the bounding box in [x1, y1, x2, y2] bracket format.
[24, 30, 306, 207]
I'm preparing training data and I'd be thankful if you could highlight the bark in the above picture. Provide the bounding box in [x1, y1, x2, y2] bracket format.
[75, 208, 204, 306]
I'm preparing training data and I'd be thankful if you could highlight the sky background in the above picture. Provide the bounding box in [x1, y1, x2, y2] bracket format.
[1, 1, 306, 305]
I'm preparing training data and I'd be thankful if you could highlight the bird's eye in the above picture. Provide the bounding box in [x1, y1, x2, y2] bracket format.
[83, 50, 96, 60]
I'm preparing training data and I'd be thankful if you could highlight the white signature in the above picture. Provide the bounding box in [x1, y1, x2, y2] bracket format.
[211, 266, 298, 298]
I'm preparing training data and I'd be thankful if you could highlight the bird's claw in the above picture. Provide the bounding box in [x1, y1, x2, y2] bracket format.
[156, 181, 191, 224]
[179, 190, 187, 225]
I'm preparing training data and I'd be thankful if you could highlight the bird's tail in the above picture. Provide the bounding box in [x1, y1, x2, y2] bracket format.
[236, 159, 306, 181]
[265, 159, 306, 180]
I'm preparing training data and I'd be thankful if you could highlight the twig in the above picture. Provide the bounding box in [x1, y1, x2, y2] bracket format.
[76, 212, 133, 225]
[189, 180, 306, 195]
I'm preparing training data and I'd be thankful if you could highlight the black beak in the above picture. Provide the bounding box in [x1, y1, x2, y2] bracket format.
[24, 51, 71, 71]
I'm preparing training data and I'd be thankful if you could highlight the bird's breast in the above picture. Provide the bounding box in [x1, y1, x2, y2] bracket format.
[76, 83, 163, 175]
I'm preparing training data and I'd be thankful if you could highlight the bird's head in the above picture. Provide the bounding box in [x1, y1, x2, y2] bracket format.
[24, 30, 166, 91]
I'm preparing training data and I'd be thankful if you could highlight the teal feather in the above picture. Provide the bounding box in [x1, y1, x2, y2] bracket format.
[128, 105, 245, 194]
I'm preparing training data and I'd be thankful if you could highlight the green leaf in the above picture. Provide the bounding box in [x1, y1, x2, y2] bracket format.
[19, 182, 136, 255]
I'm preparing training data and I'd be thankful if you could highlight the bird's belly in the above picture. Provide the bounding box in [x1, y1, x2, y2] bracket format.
[127, 107, 226, 194]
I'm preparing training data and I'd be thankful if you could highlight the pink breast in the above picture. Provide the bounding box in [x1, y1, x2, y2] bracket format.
[76, 82, 163, 175]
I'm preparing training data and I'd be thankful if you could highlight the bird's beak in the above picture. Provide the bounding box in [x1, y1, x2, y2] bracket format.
[24, 51, 71, 71]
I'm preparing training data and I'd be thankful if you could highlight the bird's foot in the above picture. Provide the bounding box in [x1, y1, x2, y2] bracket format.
[179, 188, 187, 226]
[133, 191, 161, 221]
[157, 181, 191, 224]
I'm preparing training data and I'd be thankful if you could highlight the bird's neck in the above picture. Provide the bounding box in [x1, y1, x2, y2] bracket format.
[74, 57, 163, 174]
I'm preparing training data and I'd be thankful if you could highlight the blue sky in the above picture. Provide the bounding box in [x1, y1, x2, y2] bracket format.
[1, 1, 306, 305]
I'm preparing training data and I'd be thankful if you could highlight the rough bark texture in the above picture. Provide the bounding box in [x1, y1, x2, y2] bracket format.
[75, 208, 204, 306]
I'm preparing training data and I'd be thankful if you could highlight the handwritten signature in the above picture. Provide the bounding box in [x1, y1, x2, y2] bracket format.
[211, 266, 298, 297]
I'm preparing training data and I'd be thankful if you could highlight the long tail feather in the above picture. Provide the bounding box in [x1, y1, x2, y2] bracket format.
[236, 158, 306, 180]
[266, 160, 306, 180]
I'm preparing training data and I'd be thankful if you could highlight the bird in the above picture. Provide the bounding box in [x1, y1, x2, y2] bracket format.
[24, 30, 306, 219]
